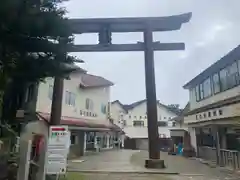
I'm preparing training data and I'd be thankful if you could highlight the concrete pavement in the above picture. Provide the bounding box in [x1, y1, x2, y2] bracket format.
[67, 150, 240, 180]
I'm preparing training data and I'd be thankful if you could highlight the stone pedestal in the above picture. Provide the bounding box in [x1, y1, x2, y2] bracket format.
[145, 159, 165, 169]
[183, 148, 195, 157]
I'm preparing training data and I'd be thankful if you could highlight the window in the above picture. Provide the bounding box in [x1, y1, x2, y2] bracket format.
[228, 62, 239, 88]
[48, 85, 53, 100]
[199, 83, 204, 100]
[219, 62, 239, 91]
[212, 73, 220, 94]
[220, 68, 228, 91]
[157, 121, 167, 127]
[65, 91, 76, 106]
[139, 116, 142, 119]
[238, 60, 240, 76]
[86, 132, 95, 143]
[213, 111, 217, 116]
[70, 135, 76, 145]
[190, 88, 196, 102]
[203, 78, 212, 98]
[129, 115, 131, 118]
[195, 85, 200, 101]
[208, 112, 211, 117]
[123, 120, 127, 126]
[85, 98, 94, 110]
[101, 104, 107, 114]
[203, 113, 206, 118]
[172, 122, 176, 127]
[219, 109, 223, 115]
[80, 110, 83, 116]
[133, 120, 144, 127]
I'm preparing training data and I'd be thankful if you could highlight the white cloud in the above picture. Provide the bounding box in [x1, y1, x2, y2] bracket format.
[64, 0, 240, 107]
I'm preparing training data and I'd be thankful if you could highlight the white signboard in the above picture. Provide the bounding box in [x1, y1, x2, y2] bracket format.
[46, 125, 69, 175]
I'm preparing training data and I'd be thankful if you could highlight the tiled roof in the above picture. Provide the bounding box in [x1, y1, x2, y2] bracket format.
[62, 63, 87, 73]
[80, 73, 114, 88]
[37, 112, 120, 131]
[183, 45, 240, 89]
[112, 99, 178, 115]
[111, 100, 128, 112]
[171, 102, 190, 122]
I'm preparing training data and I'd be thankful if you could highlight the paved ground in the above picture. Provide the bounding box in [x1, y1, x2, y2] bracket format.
[67, 150, 240, 180]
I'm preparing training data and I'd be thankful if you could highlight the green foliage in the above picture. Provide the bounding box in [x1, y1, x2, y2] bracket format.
[0, 0, 78, 129]
[167, 104, 183, 116]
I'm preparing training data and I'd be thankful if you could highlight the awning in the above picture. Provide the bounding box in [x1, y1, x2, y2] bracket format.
[36, 112, 121, 131]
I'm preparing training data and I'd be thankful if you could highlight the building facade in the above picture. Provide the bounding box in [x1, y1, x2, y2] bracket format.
[21, 66, 122, 158]
[111, 100, 177, 150]
[183, 45, 240, 169]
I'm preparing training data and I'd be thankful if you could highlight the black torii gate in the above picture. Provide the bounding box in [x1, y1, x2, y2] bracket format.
[50, 13, 192, 169]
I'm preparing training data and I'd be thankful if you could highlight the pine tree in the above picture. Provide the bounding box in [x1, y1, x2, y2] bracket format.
[0, 0, 77, 131]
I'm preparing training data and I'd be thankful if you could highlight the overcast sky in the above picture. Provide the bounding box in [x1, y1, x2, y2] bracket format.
[63, 0, 240, 107]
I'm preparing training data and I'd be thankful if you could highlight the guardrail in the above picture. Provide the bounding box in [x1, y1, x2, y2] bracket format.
[198, 146, 240, 170]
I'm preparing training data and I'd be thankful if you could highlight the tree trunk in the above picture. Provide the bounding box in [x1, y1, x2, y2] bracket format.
[1, 78, 27, 127]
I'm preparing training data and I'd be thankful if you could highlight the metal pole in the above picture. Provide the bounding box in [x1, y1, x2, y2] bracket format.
[143, 26, 160, 159]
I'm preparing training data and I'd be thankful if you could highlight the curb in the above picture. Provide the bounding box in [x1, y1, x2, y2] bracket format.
[67, 169, 180, 175]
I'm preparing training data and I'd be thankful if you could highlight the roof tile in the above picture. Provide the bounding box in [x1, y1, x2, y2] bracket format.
[80, 73, 114, 88]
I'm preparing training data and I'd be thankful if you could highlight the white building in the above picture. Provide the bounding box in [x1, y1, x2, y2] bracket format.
[111, 100, 177, 150]
[22, 65, 122, 157]
[183, 45, 240, 168]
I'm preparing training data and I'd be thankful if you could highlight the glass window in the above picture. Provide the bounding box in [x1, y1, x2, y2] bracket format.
[212, 73, 220, 94]
[157, 121, 168, 127]
[195, 85, 200, 101]
[199, 83, 204, 100]
[190, 88, 196, 102]
[65, 91, 76, 106]
[70, 93, 75, 106]
[133, 120, 144, 127]
[86, 98, 94, 110]
[228, 62, 239, 88]
[238, 60, 240, 75]
[101, 104, 106, 114]
[48, 85, 53, 100]
[203, 78, 212, 98]
[220, 68, 228, 91]
[70, 135, 76, 145]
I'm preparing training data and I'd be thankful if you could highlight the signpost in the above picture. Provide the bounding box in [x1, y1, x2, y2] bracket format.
[45, 126, 69, 175]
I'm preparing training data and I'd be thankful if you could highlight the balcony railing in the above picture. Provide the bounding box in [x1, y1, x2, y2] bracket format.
[198, 146, 240, 170]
